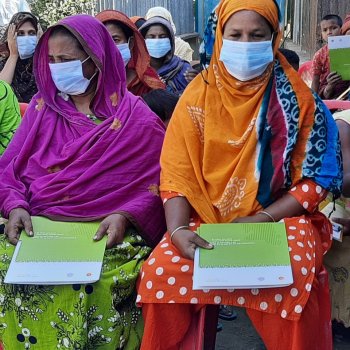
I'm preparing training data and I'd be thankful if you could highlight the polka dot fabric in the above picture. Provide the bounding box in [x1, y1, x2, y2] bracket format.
[137, 180, 331, 321]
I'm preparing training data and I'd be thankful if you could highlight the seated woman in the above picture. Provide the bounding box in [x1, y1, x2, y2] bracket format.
[137, 1, 342, 349]
[96, 10, 165, 96]
[0, 12, 40, 103]
[144, 6, 193, 62]
[0, 14, 165, 349]
[0, 80, 21, 156]
[140, 16, 193, 96]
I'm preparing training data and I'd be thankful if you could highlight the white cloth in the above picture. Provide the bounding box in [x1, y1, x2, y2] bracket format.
[0, 0, 30, 26]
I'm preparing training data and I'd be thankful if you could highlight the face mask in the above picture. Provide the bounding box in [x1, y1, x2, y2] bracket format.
[49, 57, 96, 96]
[117, 42, 131, 67]
[219, 39, 274, 81]
[145, 38, 171, 58]
[16, 36, 37, 60]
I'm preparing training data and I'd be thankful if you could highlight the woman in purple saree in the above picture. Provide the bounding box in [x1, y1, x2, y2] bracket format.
[0, 14, 165, 350]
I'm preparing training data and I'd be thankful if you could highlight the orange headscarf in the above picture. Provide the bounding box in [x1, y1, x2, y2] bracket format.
[160, 0, 319, 223]
[342, 14, 350, 35]
[96, 10, 165, 95]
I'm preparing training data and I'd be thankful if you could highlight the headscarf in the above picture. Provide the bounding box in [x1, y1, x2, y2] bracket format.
[0, 12, 38, 102]
[96, 10, 165, 96]
[160, 0, 342, 224]
[0, 15, 166, 246]
[140, 17, 191, 95]
[130, 16, 146, 29]
[145, 6, 177, 34]
[342, 14, 350, 35]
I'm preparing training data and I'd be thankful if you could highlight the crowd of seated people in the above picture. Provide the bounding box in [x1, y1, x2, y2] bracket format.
[0, 1, 349, 349]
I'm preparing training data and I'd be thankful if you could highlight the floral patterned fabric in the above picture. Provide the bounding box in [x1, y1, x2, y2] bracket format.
[0, 231, 151, 350]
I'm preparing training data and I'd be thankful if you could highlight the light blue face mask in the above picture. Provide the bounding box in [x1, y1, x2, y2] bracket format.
[16, 35, 37, 60]
[219, 39, 274, 81]
[49, 57, 97, 96]
[117, 42, 131, 67]
[145, 38, 171, 58]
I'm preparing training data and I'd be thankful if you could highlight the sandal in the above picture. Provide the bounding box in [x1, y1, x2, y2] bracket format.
[218, 305, 238, 321]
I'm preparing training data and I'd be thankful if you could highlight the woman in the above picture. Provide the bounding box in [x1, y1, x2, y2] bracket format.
[0, 80, 21, 156]
[137, 1, 342, 349]
[96, 10, 165, 96]
[140, 16, 193, 96]
[0, 14, 165, 349]
[144, 6, 193, 62]
[0, 12, 40, 103]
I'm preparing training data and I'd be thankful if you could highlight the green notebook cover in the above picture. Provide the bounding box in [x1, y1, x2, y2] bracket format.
[328, 36, 350, 81]
[198, 223, 290, 268]
[16, 216, 105, 262]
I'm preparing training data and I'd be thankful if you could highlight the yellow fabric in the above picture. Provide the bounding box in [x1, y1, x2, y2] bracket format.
[159, 0, 315, 224]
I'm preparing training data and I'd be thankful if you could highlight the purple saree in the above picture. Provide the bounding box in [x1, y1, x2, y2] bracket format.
[0, 14, 166, 247]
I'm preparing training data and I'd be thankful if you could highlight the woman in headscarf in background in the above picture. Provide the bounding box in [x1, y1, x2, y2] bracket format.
[96, 10, 165, 96]
[0, 14, 165, 349]
[145, 6, 193, 62]
[342, 13, 350, 35]
[140, 16, 193, 96]
[0, 12, 40, 103]
[130, 16, 146, 29]
[137, 0, 342, 349]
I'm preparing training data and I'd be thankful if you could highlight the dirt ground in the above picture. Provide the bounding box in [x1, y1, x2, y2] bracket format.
[215, 307, 350, 349]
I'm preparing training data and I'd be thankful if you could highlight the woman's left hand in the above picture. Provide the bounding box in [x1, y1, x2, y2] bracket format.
[93, 214, 130, 248]
[232, 213, 273, 224]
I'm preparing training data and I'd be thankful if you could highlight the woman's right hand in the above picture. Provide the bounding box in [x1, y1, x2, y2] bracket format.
[171, 228, 213, 260]
[7, 24, 19, 58]
[5, 208, 33, 245]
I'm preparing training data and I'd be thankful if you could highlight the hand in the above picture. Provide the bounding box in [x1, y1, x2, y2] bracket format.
[93, 213, 129, 248]
[172, 228, 213, 260]
[5, 208, 33, 245]
[332, 217, 350, 235]
[184, 68, 199, 83]
[324, 72, 342, 96]
[232, 213, 273, 223]
[7, 24, 18, 57]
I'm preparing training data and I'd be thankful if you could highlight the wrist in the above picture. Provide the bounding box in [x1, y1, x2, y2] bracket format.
[256, 211, 275, 222]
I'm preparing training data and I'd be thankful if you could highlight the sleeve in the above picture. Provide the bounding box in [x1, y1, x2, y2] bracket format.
[0, 81, 21, 155]
[311, 50, 322, 77]
[160, 190, 185, 206]
[288, 179, 327, 213]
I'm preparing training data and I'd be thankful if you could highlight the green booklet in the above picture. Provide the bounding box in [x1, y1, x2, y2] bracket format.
[193, 223, 293, 290]
[5, 216, 106, 285]
[328, 35, 350, 81]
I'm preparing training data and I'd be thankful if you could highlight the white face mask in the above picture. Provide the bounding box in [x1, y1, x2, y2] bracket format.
[16, 35, 37, 60]
[117, 42, 131, 67]
[49, 57, 97, 96]
[219, 39, 274, 81]
[145, 38, 171, 58]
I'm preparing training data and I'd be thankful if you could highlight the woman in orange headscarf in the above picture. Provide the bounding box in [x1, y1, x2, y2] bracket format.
[137, 0, 342, 349]
[96, 10, 165, 96]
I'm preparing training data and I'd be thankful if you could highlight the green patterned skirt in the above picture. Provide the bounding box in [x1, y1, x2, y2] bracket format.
[0, 231, 151, 350]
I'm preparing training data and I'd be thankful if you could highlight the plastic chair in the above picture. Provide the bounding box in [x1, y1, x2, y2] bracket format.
[298, 60, 313, 88]
[181, 305, 219, 350]
[19, 102, 29, 117]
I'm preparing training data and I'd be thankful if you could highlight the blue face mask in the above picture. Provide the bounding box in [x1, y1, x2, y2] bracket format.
[219, 39, 274, 81]
[117, 42, 131, 67]
[49, 57, 97, 96]
[16, 35, 37, 60]
[145, 38, 171, 58]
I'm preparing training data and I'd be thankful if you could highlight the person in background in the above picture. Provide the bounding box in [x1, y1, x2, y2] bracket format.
[130, 16, 146, 29]
[0, 0, 30, 26]
[342, 14, 350, 35]
[0, 14, 165, 349]
[96, 10, 165, 96]
[0, 80, 21, 155]
[137, 1, 342, 349]
[142, 88, 179, 128]
[279, 48, 300, 71]
[145, 6, 193, 62]
[311, 14, 349, 99]
[0, 12, 40, 103]
[140, 16, 193, 96]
